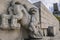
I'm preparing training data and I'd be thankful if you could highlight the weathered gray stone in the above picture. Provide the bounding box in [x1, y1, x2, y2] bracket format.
[29, 7, 42, 38]
[0, 13, 10, 29]
[0, 0, 42, 40]
[0, 0, 59, 40]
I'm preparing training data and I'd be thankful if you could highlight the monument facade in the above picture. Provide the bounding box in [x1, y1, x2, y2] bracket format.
[0, 0, 59, 40]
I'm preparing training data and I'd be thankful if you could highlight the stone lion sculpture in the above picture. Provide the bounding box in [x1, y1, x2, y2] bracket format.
[11, 1, 42, 39]
[0, 1, 42, 40]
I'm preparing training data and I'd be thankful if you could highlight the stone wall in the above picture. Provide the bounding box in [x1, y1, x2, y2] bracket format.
[40, 2, 59, 35]
[34, 1, 59, 36]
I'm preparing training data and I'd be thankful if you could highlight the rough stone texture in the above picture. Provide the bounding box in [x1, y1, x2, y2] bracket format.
[0, 0, 42, 40]
[1, 13, 10, 29]
[0, 0, 12, 14]
[0, 0, 59, 40]
[0, 30, 20, 40]
[34, 1, 59, 36]
[28, 7, 42, 39]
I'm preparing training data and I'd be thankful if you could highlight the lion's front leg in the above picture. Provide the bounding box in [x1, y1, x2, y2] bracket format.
[1, 14, 10, 29]
[11, 18, 21, 29]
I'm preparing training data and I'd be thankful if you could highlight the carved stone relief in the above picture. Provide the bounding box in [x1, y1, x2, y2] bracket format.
[28, 7, 42, 39]
[0, 0, 42, 40]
